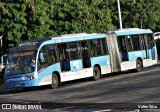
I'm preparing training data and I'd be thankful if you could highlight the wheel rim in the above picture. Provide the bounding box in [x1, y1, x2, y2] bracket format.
[137, 63, 140, 69]
[94, 70, 98, 77]
[53, 78, 57, 85]
[52, 75, 58, 86]
[137, 61, 142, 71]
[93, 67, 100, 80]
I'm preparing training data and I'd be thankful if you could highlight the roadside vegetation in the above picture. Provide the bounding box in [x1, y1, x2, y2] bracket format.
[1, 0, 160, 56]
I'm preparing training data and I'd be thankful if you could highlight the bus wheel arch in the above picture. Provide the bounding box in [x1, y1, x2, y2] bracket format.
[92, 64, 101, 80]
[136, 58, 143, 72]
[51, 71, 61, 89]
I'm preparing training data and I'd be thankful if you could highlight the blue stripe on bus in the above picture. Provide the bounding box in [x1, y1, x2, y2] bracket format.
[70, 59, 83, 71]
[128, 51, 144, 61]
[115, 29, 152, 36]
[127, 49, 157, 61]
[91, 55, 110, 67]
[38, 63, 61, 80]
[46, 34, 107, 44]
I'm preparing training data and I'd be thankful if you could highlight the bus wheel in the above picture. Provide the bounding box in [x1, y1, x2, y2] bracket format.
[93, 66, 101, 80]
[136, 60, 143, 72]
[51, 73, 59, 89]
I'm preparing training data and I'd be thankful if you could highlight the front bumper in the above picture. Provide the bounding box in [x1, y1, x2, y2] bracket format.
[4, 78, 39, 89]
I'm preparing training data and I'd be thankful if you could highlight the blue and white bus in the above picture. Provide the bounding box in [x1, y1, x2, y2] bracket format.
[4, 28, 158, 90]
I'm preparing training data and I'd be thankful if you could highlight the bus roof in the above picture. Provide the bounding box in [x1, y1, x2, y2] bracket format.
[9, 28, 153, 52]
[9, 33, 102, 52]
[50, 33, 97, 39]
[106, 28, 152, 36]
[9, 38, 50, 52]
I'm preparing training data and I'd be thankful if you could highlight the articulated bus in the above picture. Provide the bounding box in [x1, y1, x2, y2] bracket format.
[4, 28, 158, 90]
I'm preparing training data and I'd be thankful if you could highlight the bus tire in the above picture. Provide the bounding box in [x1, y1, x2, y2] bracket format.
[92, 66, 101, 80]
[136, 60, 143, 72]
[51, 73, 59, 89]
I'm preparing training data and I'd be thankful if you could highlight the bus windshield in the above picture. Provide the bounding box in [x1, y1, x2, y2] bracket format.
[5, 51, 36, 75]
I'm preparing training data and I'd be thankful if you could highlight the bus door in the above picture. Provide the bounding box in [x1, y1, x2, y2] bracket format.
[117, 36, 129, 61]
[141, 35, 149, 59]
[151, 42, 156, 60]
[67, 42, 83, 72]
[143, 34, 155, 60]
[58, 42, 83, 72]
[147, 35, 156, 60]
[80, 41, 91, 68]
[106, 33, 121, 72]
[58, 44, 71, 71]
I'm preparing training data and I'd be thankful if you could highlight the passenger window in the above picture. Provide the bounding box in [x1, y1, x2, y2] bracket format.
[101, 38, 108, 55]
[146, 34, 154, 49]
[68, 42, 79, 60]
[126, 36, 133, 51]
[58, 44, 70, 71]
[47, 44, 57, 64]
[117, 36, 127, 52]
[131, 35, 141, 51]
[38, 46, 48, 70]
[90, 39, 102, 56]
[81, 41, 91, 68]
[59, 44, 69, 61]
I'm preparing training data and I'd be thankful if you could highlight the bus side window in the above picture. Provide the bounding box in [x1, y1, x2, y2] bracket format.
[58, 44, 70, 71]
[38, 46, 48, 70]
[59, 44, 69, 61]
[117, 36, 127, 52]
[68, 42, 79, 60]
[117, 36, 129, 61]
[126, 36, 133, 52]
[131, 35, 141, 51]
[47, 44, 57, 64]
[101, 38, 108, 55]
[90, 39, 102, 57]
[139, 35, 145, 50]
[146, 34, 154, 49]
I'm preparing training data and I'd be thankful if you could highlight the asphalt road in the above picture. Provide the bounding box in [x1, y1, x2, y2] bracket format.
[0, 64, 160, 112]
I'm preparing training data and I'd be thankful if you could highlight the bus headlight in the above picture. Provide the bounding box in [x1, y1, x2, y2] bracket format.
[27, 75, 34, 80]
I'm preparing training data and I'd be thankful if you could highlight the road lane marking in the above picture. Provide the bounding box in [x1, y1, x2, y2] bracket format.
[54, 106, 75, 110]
[92, 109, 113, 112]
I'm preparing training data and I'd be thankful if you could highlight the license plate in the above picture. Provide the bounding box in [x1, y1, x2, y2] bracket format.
[15, 84, 21, 87]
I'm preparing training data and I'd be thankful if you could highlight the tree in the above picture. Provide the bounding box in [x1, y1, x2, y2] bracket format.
[47, 0, 115, 34]
[24, 0, 53, 40]
[109, 0, 160, 31]
[0, 0, 27, 55]
[0, 0, 115, 56]
[1, 0, 160, 56]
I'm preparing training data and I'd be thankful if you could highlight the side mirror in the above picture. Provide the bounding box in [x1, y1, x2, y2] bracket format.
[39, 52, 45, 63]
